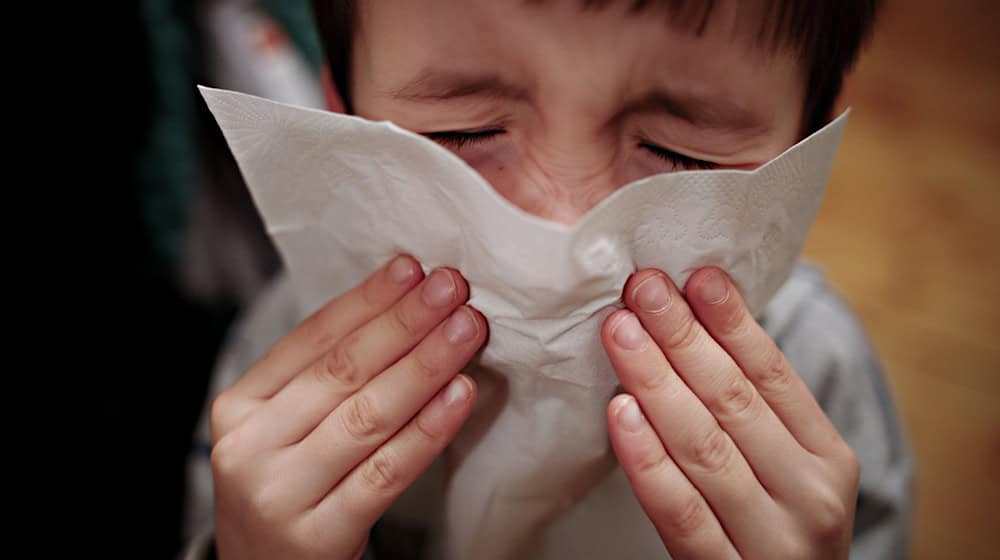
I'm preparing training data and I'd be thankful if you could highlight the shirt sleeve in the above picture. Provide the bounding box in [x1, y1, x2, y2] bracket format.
[178, 273, 303, 559]
[764, 264, 915, 560]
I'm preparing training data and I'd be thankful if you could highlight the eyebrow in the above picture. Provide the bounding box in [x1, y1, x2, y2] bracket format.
[386, 69, 531, 102]
[386, 67, 766, 133]
[625, 91, 767, 134]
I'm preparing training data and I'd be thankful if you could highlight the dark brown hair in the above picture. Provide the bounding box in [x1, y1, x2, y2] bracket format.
[311, 0, 881, 137]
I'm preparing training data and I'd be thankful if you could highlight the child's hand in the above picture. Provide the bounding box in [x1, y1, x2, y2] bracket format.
[209, 256, 486, 560]
[602, 267, 860, 559]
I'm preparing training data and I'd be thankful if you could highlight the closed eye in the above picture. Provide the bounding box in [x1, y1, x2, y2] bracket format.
[639, 142, 718, 170]
[423, 129, 719, 171]
[423, 128, 506, 149]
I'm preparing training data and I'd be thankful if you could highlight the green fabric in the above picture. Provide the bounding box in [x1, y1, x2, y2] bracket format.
[134, 0, 320, 274]
[260, 0, 325, 71]
[136, 0, 198, 273]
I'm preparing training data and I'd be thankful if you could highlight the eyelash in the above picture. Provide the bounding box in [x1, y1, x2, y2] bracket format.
[424, 129, 506, 149]
[638, 142, 719, 170]
[424, 129, 718, 170]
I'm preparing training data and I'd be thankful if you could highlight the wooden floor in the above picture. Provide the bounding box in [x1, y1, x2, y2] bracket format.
[801, 1, 1000, 557]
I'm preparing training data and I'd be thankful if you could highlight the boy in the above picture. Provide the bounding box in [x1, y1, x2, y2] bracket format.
[184, 1, 912, 558]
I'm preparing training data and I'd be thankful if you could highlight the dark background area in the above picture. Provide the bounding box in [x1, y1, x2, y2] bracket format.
[32, 2, 281, 556]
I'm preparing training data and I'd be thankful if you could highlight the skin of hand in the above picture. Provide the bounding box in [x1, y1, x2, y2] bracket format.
[602, 266, 861, 559]
[208, 256, 858, 558]
[208, 255, 487, 559]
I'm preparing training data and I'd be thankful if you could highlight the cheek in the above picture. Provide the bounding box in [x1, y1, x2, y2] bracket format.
[463, 144, 538, 208]
[621, 156, 674, 185]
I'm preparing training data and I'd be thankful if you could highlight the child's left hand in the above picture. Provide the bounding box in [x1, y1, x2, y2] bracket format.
[601, 267, 860, 559]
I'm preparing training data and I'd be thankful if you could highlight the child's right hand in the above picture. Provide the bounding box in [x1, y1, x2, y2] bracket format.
[208, 255, 486, 560]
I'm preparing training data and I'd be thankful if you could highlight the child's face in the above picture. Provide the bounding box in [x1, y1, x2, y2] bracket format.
[351, 0, 805, 225]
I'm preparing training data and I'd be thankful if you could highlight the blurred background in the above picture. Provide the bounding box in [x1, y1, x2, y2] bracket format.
[805, 0, 1000, 557]
[54, 0, 997, 558]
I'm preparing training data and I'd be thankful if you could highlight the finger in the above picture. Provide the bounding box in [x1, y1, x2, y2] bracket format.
[623, 269, 815, 493]
[302, 374, 477, 543]
[685, 267, 847, 457]
[279, 306, 486, 508]
[237, 268, 468, 451]
[229, 255, 424, 401]
[601, 309, 783, 556]
[607, 394, 740, 560]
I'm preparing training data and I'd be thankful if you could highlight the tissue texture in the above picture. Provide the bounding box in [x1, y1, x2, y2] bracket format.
[201, 86, 847, 560]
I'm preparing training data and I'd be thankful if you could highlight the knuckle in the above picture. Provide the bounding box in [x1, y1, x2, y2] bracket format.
[414, 411, 446, 442]
[340, 395, 383, 441]
[290, 517, 338, 557]
[297, 311, 329, 350]
[628, 364, 684, 395]
[774, 534, 811, 560]
[409, 350, 442, 381]
[209, 391, 236, 438]
[310, 329, 337, 353]
[754, 349, 794, 396]
[360, 273, 383, 308]
[391, 303, 424, 339]
[319, 336, 362, 387]
[636, 367, 674, 394]
[661, 494, 710, 539]
[359, 448, 404, 494]
[715, 301, 750, 337]
[248, 480, 290, 524]
[848, 450, 861, 485]
[838, 445, 862, 489]
[688, 429, 733, 475]
[210, 432, 244, 480]
[709, 377, 760, 423]
[661, 312, 700, 351]
[633, 449, 671, 476]
[299, 309, 337, 352]
[807, 487, 851, 542]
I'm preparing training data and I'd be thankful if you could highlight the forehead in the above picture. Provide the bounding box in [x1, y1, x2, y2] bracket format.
[357, 0, 777, 62]
[354, 0, 802, 113]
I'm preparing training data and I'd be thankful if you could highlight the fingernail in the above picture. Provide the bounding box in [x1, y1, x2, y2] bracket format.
[443, 307, 478, 344]
[444, 375, 472, 406]
[701, 270, 730, 305]
[633, 274, 671, 314]
[389, 256, 417, 283]
[611, 312, 646, 350]
[617, 396, 646, 433]
[422, 269, 457, 307]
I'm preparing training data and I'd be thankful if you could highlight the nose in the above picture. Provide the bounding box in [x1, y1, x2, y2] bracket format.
[480, 140, 626, 226]
[527, 174, 620, 225]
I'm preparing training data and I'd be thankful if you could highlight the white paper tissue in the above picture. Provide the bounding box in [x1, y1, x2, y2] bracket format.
[201, 86, 847, 559]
